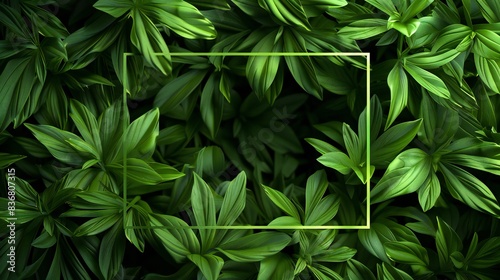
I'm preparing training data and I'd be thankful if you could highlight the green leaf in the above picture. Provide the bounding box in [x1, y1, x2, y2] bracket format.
[418, 172, 441, 212]
[387, 17, 421, 37]
[318, 151, 359, 175]
[263, 185, 301, 220]
[154, 70, 207, 114]
[378, 263, 413, 280]
[69, 100, 102, 155]
[283, 29, 322, 99]
[435, 217, 462, 267]
[338, 19, 388, 40]
[192, 173, 217, 252]
[217, 171, 247, 226]
[246, 29, 284, 103]
[99, 221, 126, 280]
[200, 72, 224, 139]
[314, 247, 357, 262]
[257, 253, 294, 280]
[476, 0, 500, 23]
[130, 9, 171, 75]
[99, 101, 128, 163]
[470, 237, 500, 269]
[400, 0, 434, 22]
[371, 149, 432, 204]
[404, 49, 461, 69]
[418, 92, 459, 150]
[346, 259, 377, 280]
[150, 214, 200, 262]
[94, 0, 132, 17]
[124, 108, 159, 159]
[365, 0, 397, 15]
[187, 254, 223, 280]
[404, 63, 450, 99]
[305, 194, 340, 225]
[474, 54, 500, 93]
[216, 232, 291, 262]
[305, 138, 341, 155]
[305, 170, 328, 218]
[74, 214, 121, 236]
[384, 241, 429, 266]
[372, 119, 422, 167]
[386, 62, 408, 129]
[0, 153, 25, 169]
[473, 29, 500, 60]
[358, 222, 396, 263]
[25, 124, 90, 165]
[439, 163, 500, 217]
[195, 146, 226, 177]
[144, 0, 216, 39]
[258, 0, 311, 30]
[343, 123, 361, 164]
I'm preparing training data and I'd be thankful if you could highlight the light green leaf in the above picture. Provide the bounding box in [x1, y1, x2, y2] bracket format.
[365, 0, 397, 15]
[343, 123, 361, 164]
[150, 214, 200, 262]
[474, 54, 500, 93]
[25, 124, 90, 165]
[404, 63, 450, 98]
[314, 247, 357, 262]
[217, 172, 247, 226]
[70, 100, 101, 145]
[439, 163, 500, 218]
[305, 170, 328, 218]
[130, 9, 171, 75]
[386, 62, 408, 129]
[358, 223, 396, 263]
[124, 108, 159, 159]
[338, 19, 388, 40]
[476, 0, 500, 23]
[187, 254, 223, 280]
[371, 149, 432, 204]
[262, 185, 301, 220]
[418, 172, 441, 212]
[318, 151, 358, 175]
[192, 173, 217, 252]
[384, 241, 429, 266]
[74, 214, 121, 236]
[387, 17, 420, 37]
[400, 0, 434, 22]
[372, 119, 422, 167]
[246, 29, 284, 103]
[258, 253, 294, 280]
[473, 29, 500, 60]
[305, 194, 340, 225]
[404, 49, 461, 69]
[144, 0, 216, 39]
[258, 0, 311, 30]
[305, 138, 341, 155]
[217, 232, 291, 262]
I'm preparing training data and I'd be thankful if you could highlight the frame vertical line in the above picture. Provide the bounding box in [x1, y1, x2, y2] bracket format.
[366, 52, 371, 228]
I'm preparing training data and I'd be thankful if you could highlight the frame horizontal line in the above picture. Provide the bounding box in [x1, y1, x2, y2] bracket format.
[124, 225, 370, 230]
[124, 52, 370, 57]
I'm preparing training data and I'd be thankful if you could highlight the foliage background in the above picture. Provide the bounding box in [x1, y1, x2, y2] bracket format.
[1, 0, 500, 279]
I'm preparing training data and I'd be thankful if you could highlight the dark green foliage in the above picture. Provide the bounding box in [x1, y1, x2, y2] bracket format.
[1, 0, 500, 279]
